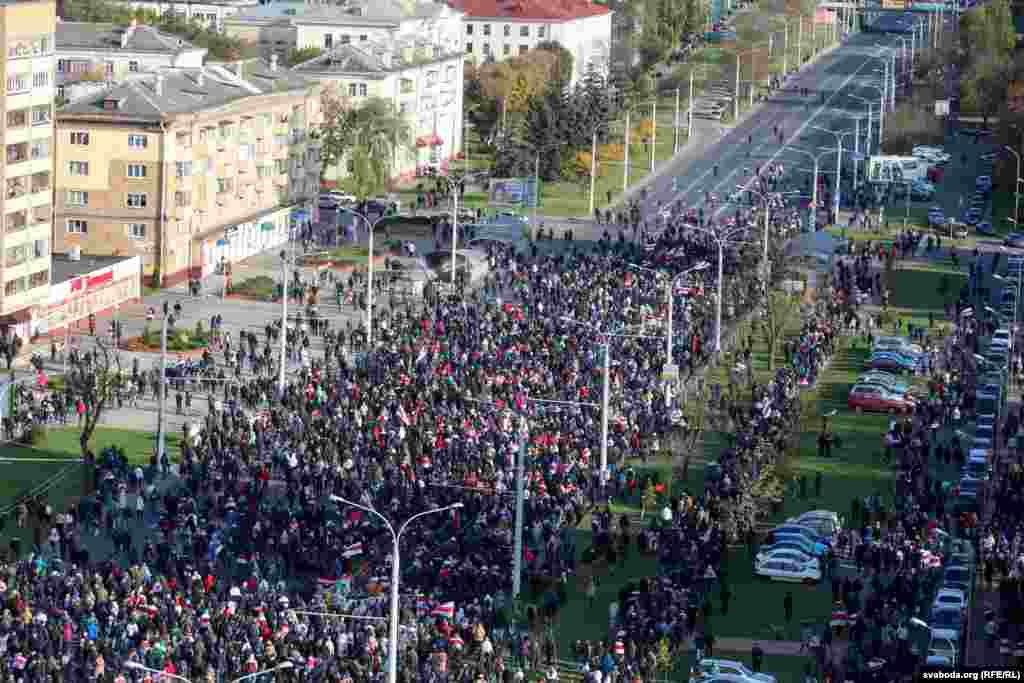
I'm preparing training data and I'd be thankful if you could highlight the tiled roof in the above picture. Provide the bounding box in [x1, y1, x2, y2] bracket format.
[58, 61, 313, 120]
[292, 38, 459, 75]
[57, 21, 204, 54]
[446, 0, 608, 21]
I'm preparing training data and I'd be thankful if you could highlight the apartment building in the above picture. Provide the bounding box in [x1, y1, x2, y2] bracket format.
[293, 0, 464, 55]
[56, 20, 207, 99]
[1, 0, 56, 336]
[55, 57, 322, 286]
[447, 0, 611, 83]
[112, 0, 259, 32]
[292, 37, 463, 180]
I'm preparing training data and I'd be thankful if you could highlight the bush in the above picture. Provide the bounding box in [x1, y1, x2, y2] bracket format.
[141, 323, 157, 347]
[27, 425, 46, 447]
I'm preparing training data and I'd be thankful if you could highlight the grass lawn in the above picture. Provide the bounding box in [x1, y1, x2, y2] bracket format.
[884, 263, 966, 311]
[229, 275, 276, 300]
[991, 189, 1017, 236]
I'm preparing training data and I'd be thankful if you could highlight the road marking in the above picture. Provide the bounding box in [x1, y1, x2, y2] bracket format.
[666, 41, 894, 212]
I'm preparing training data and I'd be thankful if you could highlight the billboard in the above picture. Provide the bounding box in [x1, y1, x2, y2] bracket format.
[488, 177, 540, 208]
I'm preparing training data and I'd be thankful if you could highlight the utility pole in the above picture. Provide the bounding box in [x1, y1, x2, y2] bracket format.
[623, 109, 630, 193]
[673, 87, 680, 155]
[512, 424, 526, 598]
[782, 21, 788, 77]
[797, 16, 803, 70]
[600, 340, 610, 482]
[734, 52, 741, 121]
[588, 130, 598, 217]
[650, 99, 657, 172]
[157, 302, 168, 463]
[278, 253, 289, 394]
[687, 70, 695, 140]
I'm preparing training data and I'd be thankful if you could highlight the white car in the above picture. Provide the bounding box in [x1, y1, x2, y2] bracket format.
[755, 548, 821, 569]
[932, 588, 967, 612]
[697, 659, 777, 683]
[991, 329, 1013, 352]
[755, 558, 821, 583]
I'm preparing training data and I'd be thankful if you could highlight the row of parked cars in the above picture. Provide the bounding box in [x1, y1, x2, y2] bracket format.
[847, 336, 926, 414]
[753, 510, 840, 582]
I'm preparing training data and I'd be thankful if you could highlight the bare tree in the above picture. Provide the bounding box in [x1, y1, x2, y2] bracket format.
[65, 340, 123, 487]
[670, 383, 708, 486]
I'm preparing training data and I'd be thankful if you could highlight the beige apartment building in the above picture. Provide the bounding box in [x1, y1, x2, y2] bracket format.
[55, 58, 322, 286]
[1, 0, 56, 335]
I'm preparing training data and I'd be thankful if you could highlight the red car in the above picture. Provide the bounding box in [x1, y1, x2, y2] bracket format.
[847, 385, 914, 414]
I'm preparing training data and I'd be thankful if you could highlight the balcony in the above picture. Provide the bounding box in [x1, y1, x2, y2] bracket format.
[5, 143, 28, 166]
[5, 210, 27, 234]
[5, 178, 27, 200]
[32, 205, 51, 226]
[30, 171, 50, 195]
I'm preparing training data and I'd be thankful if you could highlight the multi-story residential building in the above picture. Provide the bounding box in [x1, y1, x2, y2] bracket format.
[55, 57, 322, 286]
[56, 20, 207, 100]
[292, 0, 464, 55]
[1, 0, 56, 335]
[221, 0, 305, 51]
[112, 0, 260, 33]
[447, 0, 611, 83]
[291, 37, 463, 181]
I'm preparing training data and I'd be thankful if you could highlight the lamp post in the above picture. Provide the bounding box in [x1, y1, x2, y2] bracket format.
[857, 83, 886, 148]
[740, 186, 797, 282]
[848, 94, 875, 157]
[687, 64, 714, 141]
[811, 124, 857, 221]
[330, 497, 463, 683]
[787, 147, 834, 229]
[1006, 146, 1021, 225]
[338, 207, 388, 348]
[679, 223, 748, 352]
[156, 301, 169, 463]
[628, 261, 710, 407]
[436, 174, 463, 289]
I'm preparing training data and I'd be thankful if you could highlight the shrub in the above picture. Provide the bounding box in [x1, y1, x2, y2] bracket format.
[27, 425, 46, 447]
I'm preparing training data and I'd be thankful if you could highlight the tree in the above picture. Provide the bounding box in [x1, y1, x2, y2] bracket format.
[342, 98, 412, 198]
[65, 339, 123, 461]
[523, 86, 565, 181]
[535, 41, 574, 84]
[318, 91, 359, 184]
[761, 290, 801, 372]
[961, 54, 1009, 126]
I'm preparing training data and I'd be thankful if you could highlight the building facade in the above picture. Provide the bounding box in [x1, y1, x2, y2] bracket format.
[292, 38, 463, 181]
[1, 0, 56, 333]
[56, 21, 207, 99]
[292, 0, 464, 55]
[448, 0, 611, 82]
[112, 0, 259, 33]
[55, 59, 321, 286]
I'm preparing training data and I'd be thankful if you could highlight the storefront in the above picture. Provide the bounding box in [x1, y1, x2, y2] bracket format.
[197, 205, 306, 278]
[38, 254, 142, 336]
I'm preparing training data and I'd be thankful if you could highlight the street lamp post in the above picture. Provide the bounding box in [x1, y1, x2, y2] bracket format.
[436, 174, 462, 290]
[157, 301, 169, 463]
[787, 147, 836, 229]
[330, 497, 463, 683]
[848, 94, 874, 156]
[338, 207, 387, 347]
[811, 125, 857, 221]
[857, 83, 886, 148]
[680, 223, 748, 352]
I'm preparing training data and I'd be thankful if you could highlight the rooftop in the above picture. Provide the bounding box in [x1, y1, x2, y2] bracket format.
[292, 38, 459, 75]
[224, 0, 309, 23]
[446, 0, 608, 20]
[294, 0, 454, 24]
[56, 21, 206, 55]
[58, 60, 313, 120]
[51, 253, 133, 285]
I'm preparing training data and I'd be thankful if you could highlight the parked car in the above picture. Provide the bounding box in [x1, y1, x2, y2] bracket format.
[754, 558, 821, 583]
[932, 588, 967, 613]
[756, 536, 824, 560]
[766, 524, 831, 550]
[866, 352, 921, 374]
[788, 510, 842, 535]
[943, 565, 974, 595]
[753, 548, 820, 569]
[929, 607, 964, 645]
[964, 207, 983, 226]
[858, 371, 910, 394]
[848, 385, 914, 413]
[696, 659, 777, 683]
[977, 221, 996, 236]
[976, 175, 993, 193]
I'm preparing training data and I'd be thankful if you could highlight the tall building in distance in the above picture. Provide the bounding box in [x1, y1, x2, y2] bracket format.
[1, 0, 56, 336]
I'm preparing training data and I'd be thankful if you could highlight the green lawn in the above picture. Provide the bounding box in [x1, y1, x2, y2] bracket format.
[885, 263, 966, 311]
[229, 275, 276, 300]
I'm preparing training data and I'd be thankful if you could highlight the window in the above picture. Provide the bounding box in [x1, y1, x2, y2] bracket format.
[176, 132, 192, 148]
[6, 143, 27, 164]
[129, 61, 140, 72]
[537, 25, 546, 37]
[32, 72, 48, 88]
[70, 131, 89, 145]
[520, 25, 530, 37]
[238, 144, 254, 162]
[466, 24, 473, 35]
[31, 172, 49, 193]
[400, 78, 414, 94]
[29, 270, 48, 289]
[128, 134, 148, 148]
[4, 278, 26, 297]
[216, 178, 233, 194]
[482, 24, 491, 36]
[482, 43, 491, 54]
[446, 65, 456, 82]
[193, 159, 208, 174]
[67, 161, 89, 176]
[127, 192, 147, 208]
[127, 164, 146, 178]
[339, 35, 351, 44]
[466, 42, 473, 53]
[6, 74, 28, 93]
[503, 24, 511, 37]
[5, 245, 27, 267]
[31, 105, 50, 125]
[66, 190, 89, 206]
[348, 83, 358, 97]
[30, 140, 48, 160]
[324, 34, 333, 49]
[519, 44, 529, 55]
[66, 219, 88, 234]
[5, 210, 27, 233]
[426, 71, 438, 86]
[503, 45, 511, 56]
[359, 34, 367, 41]
[6, 110, 26, 127]
[399, 102, 408, 114]
[32, 240, 47, 260]
[175, 161, 192, 177]
[105, 62, 114, 77]
[175, 191, 191, 207]
[126, 223, 146, 239]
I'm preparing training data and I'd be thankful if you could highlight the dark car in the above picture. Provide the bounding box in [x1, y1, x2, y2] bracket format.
[1005, 233, 1024, 248]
